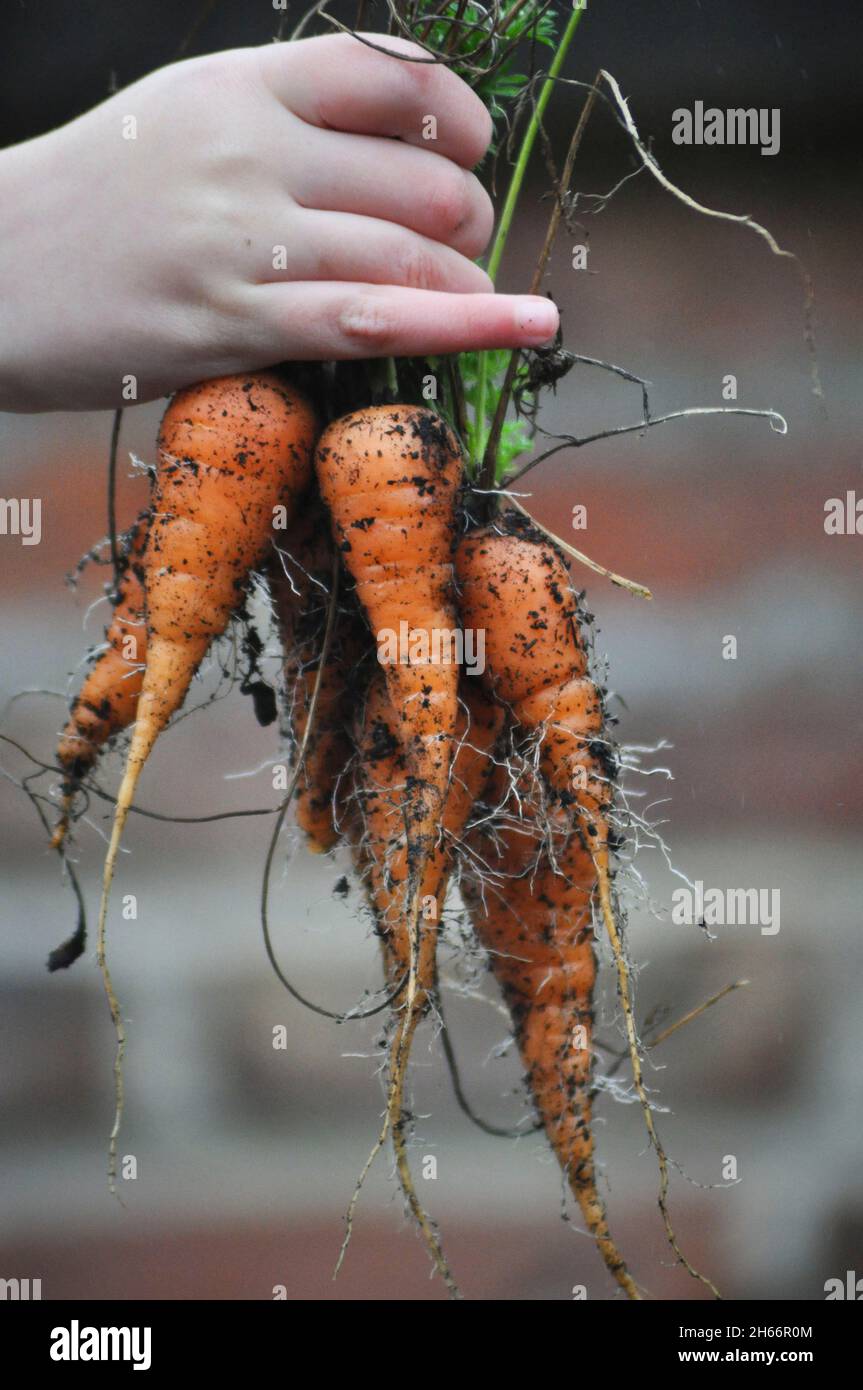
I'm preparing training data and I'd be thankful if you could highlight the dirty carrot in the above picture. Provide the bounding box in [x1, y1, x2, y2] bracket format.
[457, 514, 637, 1294]
[95, 371, 317, 1189]
[315, 405, 463, 1256]
[314, 405, 462, 830]
[354, 675, 503, 1005]
[340, 673, 502, 1293]
[51, 515, 149, 849]
[269, 499, 362, 853]
[453, 519, 628, 1289]
[456, 514, 720, 1297]
[464, 760, 641, 1299]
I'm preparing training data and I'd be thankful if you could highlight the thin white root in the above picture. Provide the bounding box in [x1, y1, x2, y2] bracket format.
[95, 755, 143, 1198]
[595, 863, 722, 1299]
[336, 844, 461, 1298]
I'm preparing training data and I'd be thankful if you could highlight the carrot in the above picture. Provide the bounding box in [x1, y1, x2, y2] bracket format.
[351, 674, 424, 983]
[343, 672, 502, 1293]
[455, 518, 641, 1295]
[315, 406, 463, 1257]
[269, 501, 361, 853]
[51, 515, 149, 849]
[456, 515, 719, 1297]
[354, 674, 502, 1006]
[464, 761, 641, 1298]
[315, 407, 462, 826]
[455, 522, 605, 818]
[95, 371, 317, 1188]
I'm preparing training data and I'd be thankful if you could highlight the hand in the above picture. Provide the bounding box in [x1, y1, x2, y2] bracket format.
[0, 32, 559, 412]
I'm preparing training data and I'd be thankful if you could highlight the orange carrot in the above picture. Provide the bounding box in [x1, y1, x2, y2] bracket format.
[315, 406, 463, 1257]
[354, 674, 502, 1008]
[96, 371, 317, 1188]
[269, 502, 361, 853]
[456, 521, 608, 831]
[51, 515, 149, 848]
[343, 672, 502, 1292]
[455, 519, 640, 1297]
[457, 516, 719, 1297]
[315, 407, 462, 844]
[464, 762, 640, 1298]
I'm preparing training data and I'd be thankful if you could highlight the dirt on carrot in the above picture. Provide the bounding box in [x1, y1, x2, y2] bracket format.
[51, 513, 150, 849]
[269, 497, 363, 853]
[95, 370, 318, 1188]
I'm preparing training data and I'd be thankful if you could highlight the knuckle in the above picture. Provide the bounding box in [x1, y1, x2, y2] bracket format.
[394, 241, 441, 291]
[335, 295, 398, 351]
[427, 171, 471, 240]
[150, 52, 259, 164]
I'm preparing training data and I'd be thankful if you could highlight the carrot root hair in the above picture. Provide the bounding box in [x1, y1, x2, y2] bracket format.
[94, 707, 161, 1189]
[387, 874, 462, 1298]
[594, 857, 721, 1299]
[334, 868, 461, 1300]
[335, 1044, 462, 1300]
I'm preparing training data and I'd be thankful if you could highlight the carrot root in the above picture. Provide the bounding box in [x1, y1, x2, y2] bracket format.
[595, 864, 721, 1299]
[94, 706, 166, 1191]
[334, 994, 462, 1300]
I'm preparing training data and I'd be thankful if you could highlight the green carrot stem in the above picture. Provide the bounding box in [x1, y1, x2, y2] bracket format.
[479, 70, 600, 489]
[471, 3, 587, 469]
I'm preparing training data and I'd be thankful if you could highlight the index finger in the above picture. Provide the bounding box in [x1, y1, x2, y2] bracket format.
[258, 31, 493, 169]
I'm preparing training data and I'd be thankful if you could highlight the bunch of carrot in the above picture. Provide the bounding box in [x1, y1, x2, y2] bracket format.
[29, 0, 720, 1305]
[49, 366, 666, 1300]
[32, 0, 794, 1304]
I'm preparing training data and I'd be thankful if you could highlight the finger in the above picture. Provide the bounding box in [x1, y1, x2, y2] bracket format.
[259, 32, 493, 168]
[286, 122, 493, 259]
[258, 210, 493, 293]
[249, 282, 560, 360]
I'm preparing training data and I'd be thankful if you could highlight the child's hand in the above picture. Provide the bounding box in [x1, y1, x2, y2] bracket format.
[0, 33, 559, 412]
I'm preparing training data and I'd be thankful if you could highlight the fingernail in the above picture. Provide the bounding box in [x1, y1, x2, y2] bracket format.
[515, 297, 559, 343]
